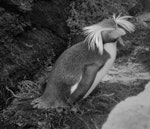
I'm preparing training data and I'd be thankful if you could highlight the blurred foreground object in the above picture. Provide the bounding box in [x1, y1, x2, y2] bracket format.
[102, 81, 150, 129]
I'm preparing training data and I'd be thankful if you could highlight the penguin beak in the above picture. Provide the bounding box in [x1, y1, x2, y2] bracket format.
[118, 37, 125, 46]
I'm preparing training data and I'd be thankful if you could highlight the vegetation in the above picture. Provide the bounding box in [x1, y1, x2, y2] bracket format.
[0, 0, 69, 110]
[67, 0, 137, 44]
[0, 80, 147, 129]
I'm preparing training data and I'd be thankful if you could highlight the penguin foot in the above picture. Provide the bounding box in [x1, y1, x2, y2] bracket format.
[31, 96, 68, 109]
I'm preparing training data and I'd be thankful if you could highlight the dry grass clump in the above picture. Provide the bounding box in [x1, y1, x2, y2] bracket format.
[0, 80, 147, 129]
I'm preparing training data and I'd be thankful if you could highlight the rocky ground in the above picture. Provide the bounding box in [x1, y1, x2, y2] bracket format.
[103, 60, 150, 85]
[0, 52, 149, 129]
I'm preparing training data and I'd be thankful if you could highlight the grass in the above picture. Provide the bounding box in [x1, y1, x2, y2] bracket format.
[0, 80, 147, 129]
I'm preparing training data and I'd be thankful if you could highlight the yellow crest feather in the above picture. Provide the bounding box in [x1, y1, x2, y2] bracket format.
[83, 14, 135, 54]
[113, 14, 135, 33]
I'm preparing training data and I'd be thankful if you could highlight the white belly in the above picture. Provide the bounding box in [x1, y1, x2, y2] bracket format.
[83, 42, 117, 98]
[71, 75, 82, 94]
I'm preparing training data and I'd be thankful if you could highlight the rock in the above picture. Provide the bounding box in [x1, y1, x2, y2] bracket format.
[0, 0, 70, 110]
[30, 1, 70, 39]
[0, 0, 33, 12]
[101, 81, 150, 129]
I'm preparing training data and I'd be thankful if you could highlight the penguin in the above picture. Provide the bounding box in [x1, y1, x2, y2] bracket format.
[17, 14, 135, 109]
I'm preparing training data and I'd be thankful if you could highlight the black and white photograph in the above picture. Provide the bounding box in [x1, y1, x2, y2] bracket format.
[0, 0, 150, 129]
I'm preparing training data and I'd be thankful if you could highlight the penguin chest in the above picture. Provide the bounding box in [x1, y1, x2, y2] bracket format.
[100, 42, 117, 73]
[83, 42, 117, 98]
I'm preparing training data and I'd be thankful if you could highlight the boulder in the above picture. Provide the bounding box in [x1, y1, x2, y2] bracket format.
[102, 81, 150, 129]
